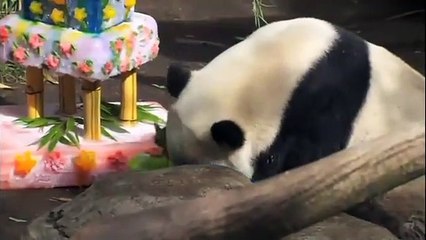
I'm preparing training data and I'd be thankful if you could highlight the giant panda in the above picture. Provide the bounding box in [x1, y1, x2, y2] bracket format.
[164, 17, 425, 182]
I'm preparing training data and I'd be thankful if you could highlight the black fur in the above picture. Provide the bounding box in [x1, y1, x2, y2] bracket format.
[166, 63, 191, 98]
[252, 26, 371, 182]
[211, 120, 245, 150]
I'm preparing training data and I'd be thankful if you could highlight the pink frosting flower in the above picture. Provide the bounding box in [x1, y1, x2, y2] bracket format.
[60, 42, 73, 58]
[44, 151, 66, 173]
[145, 146, 164, 156]
[77, 60, 93, 75]
[107, 151, 128, 171]
[29, 34, 45, 50]
[135, 54, 144, 66]
[102, 61, 114, 75]
[13, 47, 28, 63]
[120, 59, 130, 72]
[151, 40, 160, 58]
[0, 25, 10, 44]
[115, 39, 124, 53]
[45, 54, 61, 70]
[142, 26, 153, 39]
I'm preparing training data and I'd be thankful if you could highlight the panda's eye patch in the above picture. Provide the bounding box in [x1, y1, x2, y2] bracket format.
[210, 120, 245, 149]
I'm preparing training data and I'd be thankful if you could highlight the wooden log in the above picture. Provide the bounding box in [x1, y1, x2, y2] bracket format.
[120, 71, 138, 126]
[58, 75, 77, 115]
[82, 80, 102, 140]
[26, 66, 44, 119]
[72, 124, 425, 240]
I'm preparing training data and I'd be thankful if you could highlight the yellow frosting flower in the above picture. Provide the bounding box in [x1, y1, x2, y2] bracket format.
[14, 151, 37, 177]
[29, 1, 43, 15]
[124, 0, 136, 9]
[61, 30, 84, 44]
[15, 21, 32, 37]
[53, 0, 66, 5]
[75, 150, 97, 172]
[103, 5, 117, 20]
[74, 7, 87, 22]
[50, 8, 65, 24]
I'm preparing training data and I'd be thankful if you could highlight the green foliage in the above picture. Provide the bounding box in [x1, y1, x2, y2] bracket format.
[101, 101, 165, 125]
[14, 117, 81, 152]
[15, 102, 165, 152]
[128, 154, 172, 171]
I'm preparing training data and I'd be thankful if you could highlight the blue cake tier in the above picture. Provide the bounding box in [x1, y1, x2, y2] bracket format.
[21, 0, 136, 33]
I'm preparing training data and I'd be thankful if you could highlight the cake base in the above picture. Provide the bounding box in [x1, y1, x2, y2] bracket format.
[0, 102, 167, 189]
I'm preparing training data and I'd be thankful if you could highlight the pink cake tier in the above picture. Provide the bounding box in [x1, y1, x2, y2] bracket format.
[0, 12, 159, 81]
[0, 102, 167, 189]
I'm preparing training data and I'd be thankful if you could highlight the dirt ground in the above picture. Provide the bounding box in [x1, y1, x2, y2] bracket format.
[0, 1, 425, 239]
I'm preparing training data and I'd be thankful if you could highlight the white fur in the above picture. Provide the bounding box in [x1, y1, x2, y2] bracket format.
[348, 44, 425, 146]
[168, 17, 425, 179]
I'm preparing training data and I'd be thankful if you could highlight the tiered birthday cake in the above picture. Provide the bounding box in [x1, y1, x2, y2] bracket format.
[0, 0, 166, 190]
[21, 0, 136, 33]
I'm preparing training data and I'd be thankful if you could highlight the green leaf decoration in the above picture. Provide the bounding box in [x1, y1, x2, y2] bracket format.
[128, 154, 172, 171]
[101, 126, 117, 141]
[102, 0, 109, 8]
[66, 132, 80, 146]
[65, 118, 80, 147]
[36, 128, 56, 150]
[59, 136, 72, 145]
[137, 109, 165, 125]
[47, 124, 64, 152]
[14, 101, 165, 152]
[102, 119, 129, 133]
[17, 116, 80, 152]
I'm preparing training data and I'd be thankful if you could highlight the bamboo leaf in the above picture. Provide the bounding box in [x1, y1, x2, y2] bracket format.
[24, 118, 51, 128]
[101, 127, 117, 141]
[59, 136, 72, 145]
[14, 117, 32, 124]
[138, 104, 159, 110]
[65, 117, 76, 132]
[137, 110, 165, 124]
[37, 127, 58, 150]
[64, 118, 80, 147]
[47, 124, 65, 151]
[66, 132, 80, 147]
[102, 120, 129, 133]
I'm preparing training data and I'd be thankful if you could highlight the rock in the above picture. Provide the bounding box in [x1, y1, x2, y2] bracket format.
[349, 176, 425, 239]
[23, 165, 251, 240]
[379, 176, 425, 239]
[283, 214, 398, 240]
[23, 164, 423, 240]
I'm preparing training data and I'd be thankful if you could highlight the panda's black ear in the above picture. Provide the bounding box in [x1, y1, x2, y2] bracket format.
[166, 63, 191, 98]
[211, 120, 245, 150]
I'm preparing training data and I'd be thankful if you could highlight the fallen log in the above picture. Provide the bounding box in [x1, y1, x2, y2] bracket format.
[72, 124, 425, 240]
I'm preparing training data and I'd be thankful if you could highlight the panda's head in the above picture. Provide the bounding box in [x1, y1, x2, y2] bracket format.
[165, 63, 262, 178]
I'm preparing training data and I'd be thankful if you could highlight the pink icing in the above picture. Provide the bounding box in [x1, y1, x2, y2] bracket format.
[0, 103, 167, 189]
